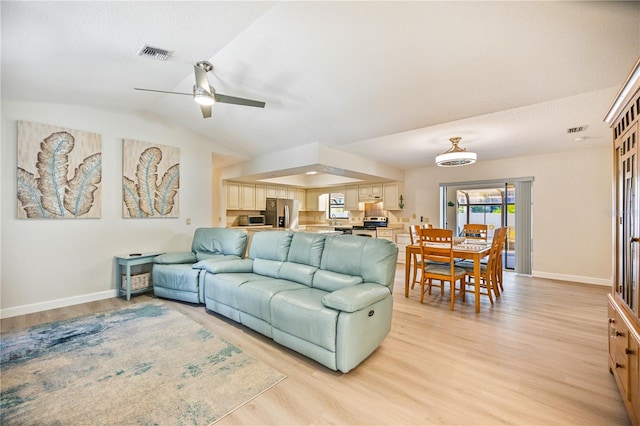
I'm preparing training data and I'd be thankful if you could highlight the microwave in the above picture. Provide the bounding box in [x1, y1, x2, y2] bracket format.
[239, 215, 265, 226]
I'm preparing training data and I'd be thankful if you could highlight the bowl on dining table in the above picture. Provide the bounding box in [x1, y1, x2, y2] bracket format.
[453, 237, 465, 244]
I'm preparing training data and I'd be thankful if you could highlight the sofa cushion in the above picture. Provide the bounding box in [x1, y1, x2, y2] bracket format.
[320, 235, 398, 290]
[191, 227, 248, 258]
[152, 264, 200, 293]
[203, 272, 265, 309]
[194, 238, 223, 256]
[287, 232, 326, 266]
[154, 252, 197, 264]
[249, 231, 292, 261]
[271, 288, 339, 352]
[238, 279, 307, 323]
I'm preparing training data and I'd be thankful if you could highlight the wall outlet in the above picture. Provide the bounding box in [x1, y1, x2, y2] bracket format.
[186, 218, 191, 225]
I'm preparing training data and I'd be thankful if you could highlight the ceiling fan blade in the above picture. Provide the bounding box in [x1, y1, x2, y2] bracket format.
[134, 88, 192, 96]
[200, 104, 212, 118]
[215, 93, 266, 108]
[194, 65, 211, 94]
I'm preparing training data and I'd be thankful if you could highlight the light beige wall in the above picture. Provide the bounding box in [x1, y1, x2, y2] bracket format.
[1, 101, 219, 316]
[403, 145, 613, 285]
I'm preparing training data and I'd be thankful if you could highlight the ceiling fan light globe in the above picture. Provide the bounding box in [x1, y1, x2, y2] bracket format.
[435, 136, 477, 167]
[435, 151, 477, 167]
[194, 93, 215, 106]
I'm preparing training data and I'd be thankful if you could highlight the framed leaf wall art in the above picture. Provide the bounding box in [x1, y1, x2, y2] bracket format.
[122, 139, 180, 218]
[16, 121, 102, 219]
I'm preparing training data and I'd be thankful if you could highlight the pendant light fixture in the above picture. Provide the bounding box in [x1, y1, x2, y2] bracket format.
[435, 137, 477, 167]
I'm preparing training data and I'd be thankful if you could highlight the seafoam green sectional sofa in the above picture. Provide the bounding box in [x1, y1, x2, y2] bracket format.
[154, 228, 398, 373]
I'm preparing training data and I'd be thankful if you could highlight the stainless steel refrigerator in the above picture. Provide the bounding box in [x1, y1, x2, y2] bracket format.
[264, 198, 299, 229]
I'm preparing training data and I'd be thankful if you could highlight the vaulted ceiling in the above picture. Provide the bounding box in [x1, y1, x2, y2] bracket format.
[2, 1, 639, 185]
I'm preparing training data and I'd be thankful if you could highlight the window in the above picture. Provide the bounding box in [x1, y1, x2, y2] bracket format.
[329, 192, 349, 219]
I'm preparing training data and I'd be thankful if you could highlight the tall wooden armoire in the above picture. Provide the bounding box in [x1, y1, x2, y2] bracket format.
[606, 57, 640, 426]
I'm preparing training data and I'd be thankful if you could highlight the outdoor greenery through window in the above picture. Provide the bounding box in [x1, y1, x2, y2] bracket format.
[329, 192, 349, 219]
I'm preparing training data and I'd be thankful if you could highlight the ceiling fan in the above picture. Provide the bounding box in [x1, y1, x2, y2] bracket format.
[135, 61, 265, 118]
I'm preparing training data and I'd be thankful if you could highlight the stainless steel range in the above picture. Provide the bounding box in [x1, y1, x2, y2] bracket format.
[352, 216, 388, 237]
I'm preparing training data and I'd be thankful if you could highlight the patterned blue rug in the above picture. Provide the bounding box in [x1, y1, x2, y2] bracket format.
[1, 302, 286, 425]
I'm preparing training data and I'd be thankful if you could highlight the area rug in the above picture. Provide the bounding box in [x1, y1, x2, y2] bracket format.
[0, 301, 286, 425]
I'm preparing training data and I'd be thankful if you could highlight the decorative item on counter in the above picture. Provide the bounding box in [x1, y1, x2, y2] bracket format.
[398, 194, 405, 209]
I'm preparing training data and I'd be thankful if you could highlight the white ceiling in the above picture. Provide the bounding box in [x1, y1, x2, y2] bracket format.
[2, 1, 639, 185]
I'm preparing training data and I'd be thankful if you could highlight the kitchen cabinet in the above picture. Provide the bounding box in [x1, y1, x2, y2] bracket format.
[295, 189, 306, 211]
[376, 228, 396, 244]
[226, 182, 241, 210]
[359, 184, 382, 200]
[344, 186, 360, 211]
[286, 188, 306, 210]
[606, 58, 640, 426]
[266, 186, 278, 198]
[383, 182, 403, 210]
[266, 186, 287, 198]
[306, 190, 320, 211]
[396, 233, 411, 264]
[240, 184, 256, 210]
[255, 185, 266, 211]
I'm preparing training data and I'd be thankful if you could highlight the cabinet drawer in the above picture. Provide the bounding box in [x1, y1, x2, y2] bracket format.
[609, 302, 630, 396]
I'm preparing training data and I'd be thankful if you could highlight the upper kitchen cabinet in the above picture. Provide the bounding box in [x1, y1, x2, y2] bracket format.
[240, 184, 256, 210]
[226, 182, 256, 210]
[266, 186, 287, 198]
[383, 182, 404, 210]
[227, 182, 241, 210]
[288, 188, 306, 210]
[255, 185, 267, 211]
[344, 186, 360, 211]
[358, 184, 383, 200]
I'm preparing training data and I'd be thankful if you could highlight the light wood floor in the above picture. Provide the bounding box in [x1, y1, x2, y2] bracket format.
[1, 267, 630, 425]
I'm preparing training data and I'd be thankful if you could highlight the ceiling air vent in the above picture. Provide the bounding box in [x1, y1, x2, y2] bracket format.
[567, 125, 588, 134]
[137, 45, 170, 61]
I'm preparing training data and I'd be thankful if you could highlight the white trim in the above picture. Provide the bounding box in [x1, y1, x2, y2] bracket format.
[604, 57, 640, 124]
[0, 290, 118, 319]
[532, 270, 612, 287]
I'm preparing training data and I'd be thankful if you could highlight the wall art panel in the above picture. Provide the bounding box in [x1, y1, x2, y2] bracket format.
[16, 121, 102, 219]
[122, 139, 180, 218]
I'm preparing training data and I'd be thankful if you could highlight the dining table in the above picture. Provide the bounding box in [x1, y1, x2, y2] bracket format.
[404, 242, 491, 313]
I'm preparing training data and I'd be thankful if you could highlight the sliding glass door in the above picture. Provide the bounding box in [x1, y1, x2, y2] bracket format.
[455, 185, 515, 269]
[440, 177, 532, 275]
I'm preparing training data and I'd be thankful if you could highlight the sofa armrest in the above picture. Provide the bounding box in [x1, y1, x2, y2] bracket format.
[154, 252, 196, 264]
[322, 284, 390, 313]
[193, 258, 253, 274]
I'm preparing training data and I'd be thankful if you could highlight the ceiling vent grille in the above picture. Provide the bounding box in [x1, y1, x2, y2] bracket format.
[137, 45, 170, 61]
[567, 125, 588, 134]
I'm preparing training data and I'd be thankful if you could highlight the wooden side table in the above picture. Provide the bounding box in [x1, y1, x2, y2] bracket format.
[115, 253, 163, 301]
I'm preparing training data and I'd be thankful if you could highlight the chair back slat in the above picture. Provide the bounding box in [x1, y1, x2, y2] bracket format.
[462, 224, 488, 242]
[419, 228, 454, 263]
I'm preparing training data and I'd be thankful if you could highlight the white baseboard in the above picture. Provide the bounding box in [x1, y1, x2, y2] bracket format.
[0, 290, 118, 319]
[531, 271, 611, 287]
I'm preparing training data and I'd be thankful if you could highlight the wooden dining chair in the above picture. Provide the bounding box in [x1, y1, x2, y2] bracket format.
[409, 224, 423, 289]
[418, 228, 467, 310]
[493, 227, 507, 294]
[462, 223, 488, 242]
[458, 227, 505, 302]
